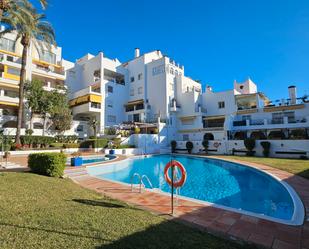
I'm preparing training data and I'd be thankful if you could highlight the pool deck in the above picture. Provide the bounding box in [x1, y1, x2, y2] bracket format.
[65, 155, 308, 249]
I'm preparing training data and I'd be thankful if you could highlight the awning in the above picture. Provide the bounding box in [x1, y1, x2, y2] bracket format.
[124, 99, 144, 107]
[179, 115, 197, 121]
[202, 115, 225, 120]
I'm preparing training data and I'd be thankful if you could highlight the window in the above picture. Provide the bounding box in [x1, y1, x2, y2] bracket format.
[76, 125, 84, 132]
[91, 102, 101, 109]
[218, 101, 225, 109]
[152, 65, 165, 76]
[125, 105, 134, 112]
[107, 86, 113, 93]
[138, 73, 142, 80]
[39, 50, 56, 64]
[107, 100, 113, 108]
[7, 67, 20, 76]
[0, 38, 15, 52]
[7, 56, 14, 62]
[183, 134, 189, 141]
[107, 115, 116, 123]
[138, 87, 143, 94]
[135, 103, 144, 110]
[130, 76, 135, 82]
[130, 88, 134, 96]
[170, 67, 174, 75]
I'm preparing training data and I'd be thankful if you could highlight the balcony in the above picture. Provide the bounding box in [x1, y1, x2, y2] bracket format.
[32, 59, 65, 77]
[232, 116, 309, 129]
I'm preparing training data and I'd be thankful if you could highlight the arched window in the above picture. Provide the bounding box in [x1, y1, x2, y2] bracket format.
[268, 130, 286, 140]
[203, 133, 214, 140]
[234, 131, 246, 140]
[250, 131, 266, 140]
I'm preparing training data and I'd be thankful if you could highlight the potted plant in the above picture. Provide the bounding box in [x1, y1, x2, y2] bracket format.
[244, 138, 256, 156]
[186, 141, 194, 154]
[171, 140, 177, 153]
[202, 139, 209, 154]
[70, 152, 82, 166]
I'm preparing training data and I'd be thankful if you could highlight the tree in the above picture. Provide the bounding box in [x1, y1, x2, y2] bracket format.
[89, 117, 98, 138]
[25, 79, 45, 129]
[4, 5, 56, 144]
[0, 0, 48, 21]
[48, 88, 72, 135]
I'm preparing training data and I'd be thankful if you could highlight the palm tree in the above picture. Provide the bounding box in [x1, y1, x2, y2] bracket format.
[2, 3, 55, 144]
[0, 0, 48, 21]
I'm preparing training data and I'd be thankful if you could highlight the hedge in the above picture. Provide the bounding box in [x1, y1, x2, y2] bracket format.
[20, 136, 55, 147]
[28, 152, 67, 177]
[79, 139, 109, 148]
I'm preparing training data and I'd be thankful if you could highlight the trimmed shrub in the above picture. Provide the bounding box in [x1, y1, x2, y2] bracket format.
[20, 135, 55, 148]
[244, 138, 255, 156]
[62, 143, 80, 149]
[28, 152, 66, 177]
[186, 141, 194, 154]
[134, 127, 140, 134]
[202, 139, 209, 154]
[260, 141, 271, 157]
[171, 140, 177, 153]
[115, 144, 135, 149]
[79, 138, 108, 148]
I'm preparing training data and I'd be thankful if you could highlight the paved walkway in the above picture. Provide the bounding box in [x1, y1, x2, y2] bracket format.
[65, 155, 309, 249]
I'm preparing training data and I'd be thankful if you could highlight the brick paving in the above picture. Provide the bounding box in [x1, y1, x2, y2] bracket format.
[65, 155, 309, 249]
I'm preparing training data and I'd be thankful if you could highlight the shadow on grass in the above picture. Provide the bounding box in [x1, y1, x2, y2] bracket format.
[0, 222, 111, 242]
[95, 218, 256, 249]
[72, 198, 126, 208]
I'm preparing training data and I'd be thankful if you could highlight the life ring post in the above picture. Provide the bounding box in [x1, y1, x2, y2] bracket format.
[164, 160, 187, 216]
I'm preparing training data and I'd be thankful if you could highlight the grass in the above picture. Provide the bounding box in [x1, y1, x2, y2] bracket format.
[0, 172, 257, 249]
[216, 155, 309, 179]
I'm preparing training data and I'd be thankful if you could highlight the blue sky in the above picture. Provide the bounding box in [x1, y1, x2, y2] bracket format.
[40, 0, 309, 100]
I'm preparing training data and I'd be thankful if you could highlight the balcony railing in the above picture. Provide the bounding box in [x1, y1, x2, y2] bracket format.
[233, 120, 246, 126]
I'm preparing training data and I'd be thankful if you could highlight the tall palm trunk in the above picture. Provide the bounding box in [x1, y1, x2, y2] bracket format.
[15, 35, 29, 144]
[0, 0, 9, 21]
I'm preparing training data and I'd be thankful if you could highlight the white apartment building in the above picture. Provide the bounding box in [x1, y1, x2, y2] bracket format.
[66, 48, 201, 139]
[67, 49, 309, 153]
[0, 31, 76, 136]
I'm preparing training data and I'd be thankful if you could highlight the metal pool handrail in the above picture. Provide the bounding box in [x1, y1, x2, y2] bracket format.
[130, 173, 142, 193]
[141, 175, 153, 189]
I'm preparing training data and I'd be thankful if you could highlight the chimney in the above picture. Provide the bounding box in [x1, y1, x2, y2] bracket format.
[134, 48, 140, 58]
[288, 85, 297, 105]
[206, 85, 213, 92]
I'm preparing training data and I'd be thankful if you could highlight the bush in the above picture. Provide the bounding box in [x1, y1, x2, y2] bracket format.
[186, 141, 193, 154]
[105, 127, 117, 135]
[28, 152, 66, 177]
[62, 143, 80, 149]
[55, 135, 78, 143]
[260, 141, 271, 157]
[171, 140, 177, 153]
[244, 138, 255, 156]
[202, 139, 209, 154]
[115, 144, 135, 149]
[79, 139, 108, 148]
[134, 127, 140, 134]
[20, 135, 55, 148]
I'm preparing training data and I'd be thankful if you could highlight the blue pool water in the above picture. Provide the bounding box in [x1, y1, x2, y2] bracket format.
[87, 155, 296, 222]
[82, 155, 116, 164]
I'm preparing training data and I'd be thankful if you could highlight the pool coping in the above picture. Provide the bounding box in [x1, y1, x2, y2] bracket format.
[65, 154, 309, 249]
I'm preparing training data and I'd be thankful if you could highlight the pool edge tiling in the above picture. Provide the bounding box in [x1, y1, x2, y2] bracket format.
[64, 155, 309, 249]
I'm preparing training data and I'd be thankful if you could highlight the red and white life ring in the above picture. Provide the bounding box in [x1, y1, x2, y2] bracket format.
[213, 142, 220, 148]
[164, 160, 187, 188]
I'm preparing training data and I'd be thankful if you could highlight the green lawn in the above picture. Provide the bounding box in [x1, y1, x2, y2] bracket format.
[0, 172, 257, 249]
[216, 156, 309, 179]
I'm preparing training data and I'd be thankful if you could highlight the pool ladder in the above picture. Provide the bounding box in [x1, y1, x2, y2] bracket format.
[130, 173, 153, 193]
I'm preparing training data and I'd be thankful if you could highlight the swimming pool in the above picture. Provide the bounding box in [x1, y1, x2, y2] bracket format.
[86, 155, 304, 225]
